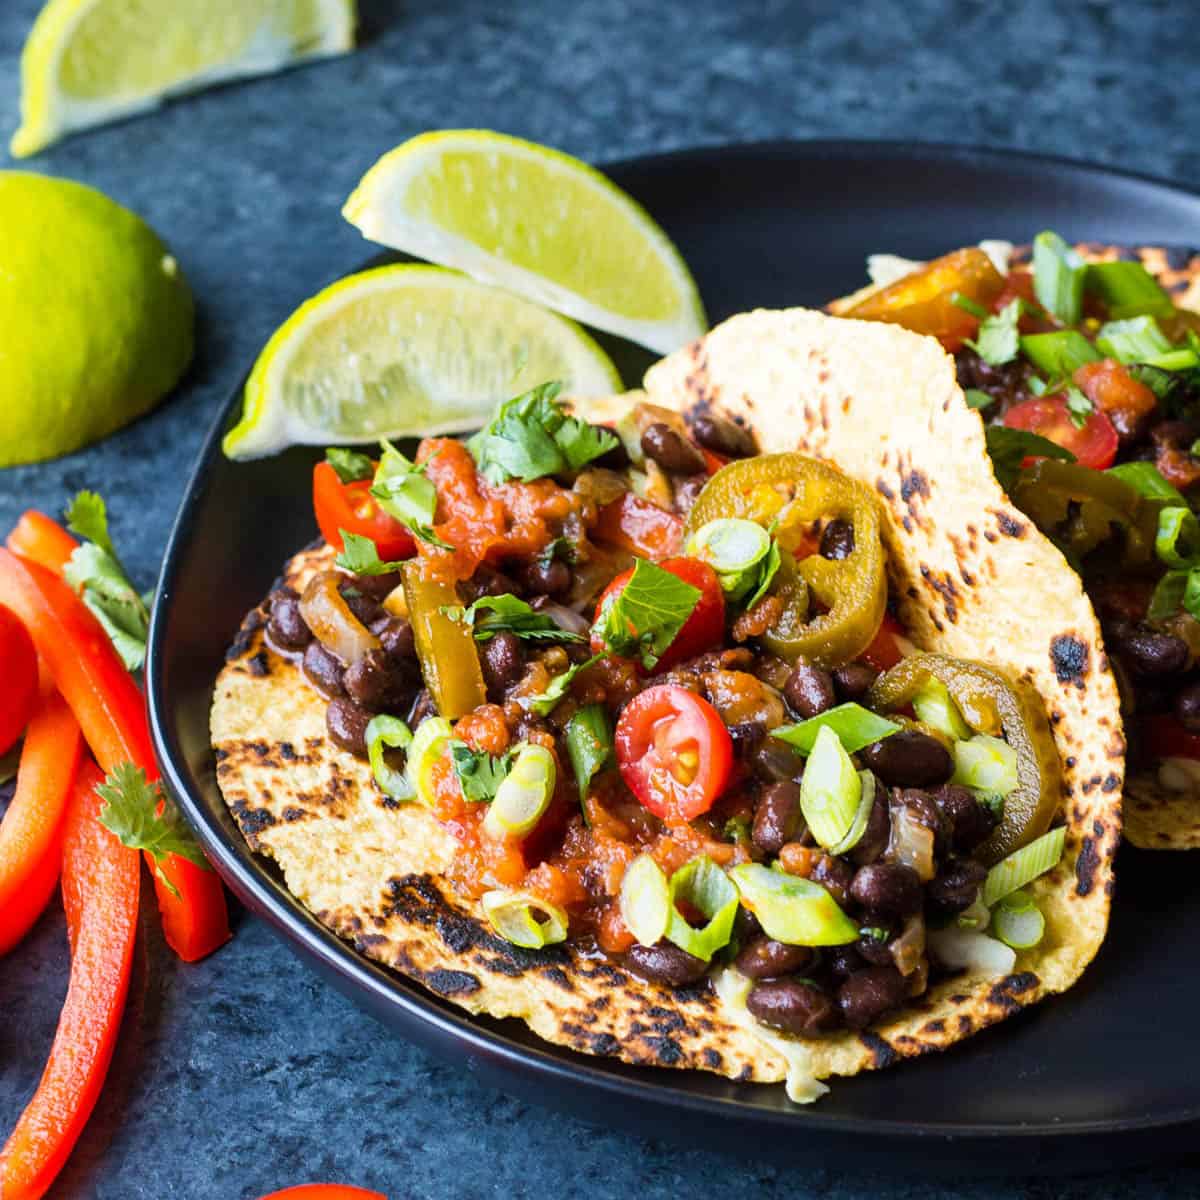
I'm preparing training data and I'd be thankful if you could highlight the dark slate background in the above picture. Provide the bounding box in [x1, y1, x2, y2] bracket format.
[2, 1, 1199, 1196]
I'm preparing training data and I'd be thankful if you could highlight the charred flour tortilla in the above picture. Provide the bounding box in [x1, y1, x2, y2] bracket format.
[833, 241, 1200, 850]
[213, 313, 1120, 1093]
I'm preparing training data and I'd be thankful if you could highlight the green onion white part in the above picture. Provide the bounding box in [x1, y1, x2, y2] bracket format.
[952, 734, 1019, 795]
[983, 825, 1066, 908]
[728, 864, 858, 946]
[407, 716, 454, 808]
[365, 714, 415, 801]
[619, 854, 671, 947]
[481, 889, 568, 949]
[798, 724, 863, 850]
[912, 678, 972, 742]
[482, 743, 556, 840]
[992, 890, 1046, 950]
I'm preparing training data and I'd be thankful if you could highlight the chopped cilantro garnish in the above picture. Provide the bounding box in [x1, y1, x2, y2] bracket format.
[984, 426, 1076, 492]
[368, 440, 452, 550]
[334, 530, 408, 576]
[450, 741, 513, 802]
[522, 652, 606, 717]
[592, 559, 701, 669]
[325, 447, 374, 483]
[967, 298, 1022, 367]
[446, 594, 585, 644]
[1064, 385, 1093, 429]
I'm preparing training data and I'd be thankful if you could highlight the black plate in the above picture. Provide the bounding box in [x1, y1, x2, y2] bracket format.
[147, 141, 1200, 1175]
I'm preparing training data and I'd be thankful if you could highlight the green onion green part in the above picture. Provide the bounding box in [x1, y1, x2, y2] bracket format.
[772, 702, 901, 756]
[1086, 260, 1175, 320]
[1156, 506, 1200, 570]
[365, 714, 415, 801]
[619, 854, 671, 947]
[1106, 462, 1187, 504]
[481, 889, 569, 949]
[482, 743, 556, 840]
[951, 734, 1019, 796]
[1094, 316, 1174, 364]
[664, 856, 739, 961]
[964, 388, 993, 410]
[1032, 231, 1088, 325]
[728, 863, 859, 946]
[798, 724, 863, 850]
[1019, 330, 1101, 379]
[565, 703, 614, 817]
[982, 825, 1067, 908]
[685, 518, 778, 605]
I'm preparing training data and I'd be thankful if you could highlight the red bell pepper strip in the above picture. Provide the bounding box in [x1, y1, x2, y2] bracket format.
[0, 761, 139, 1200]
[0, 674, 83, 956]
[0, 547, 229, 961]
[6, 511, 80, 576]
[0, 601, 38, 755]
[258, 1187, 388, 1200]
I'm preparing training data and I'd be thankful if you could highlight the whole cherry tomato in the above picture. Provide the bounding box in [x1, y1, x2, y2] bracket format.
[592, 557, 724, 671]
[0, 602, 37, 754]
[615, 684, 733, 823]
[312, 461, 415, 561]
[1003, 395, 1119, 471]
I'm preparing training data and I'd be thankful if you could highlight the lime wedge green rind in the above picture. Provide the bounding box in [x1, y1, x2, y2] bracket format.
[224, 264, 624, 461]
[342, 130, 706, 356]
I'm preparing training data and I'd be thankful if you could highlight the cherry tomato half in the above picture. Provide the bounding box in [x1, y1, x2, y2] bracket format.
[860, 612, 906, 672]
[0, 603, 37, 755]
[312, 461, 416, 561]
[593, 493, 683, 560]
[592, 557, 724, 671]
[1003, 395, 1119, 471]
[1142, 714, 1200, 762]
[615, 684, 733, 823]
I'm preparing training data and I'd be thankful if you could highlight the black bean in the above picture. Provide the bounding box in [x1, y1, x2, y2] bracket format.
[860, 730, 954, 788]
[819, 519, 855, 560]
[810, 854, 854, 908]
[1113, 629, 1190, 678]
[735, 936, 814, 980]
[640, 423, 706, 474]
[752, 781, 803, 854]
[753, 739, 806, 783]
[746, 979, 839, 1035]
[348, 570, 403, 599]
[463, 566, 520, 602]
[837, 965, 908, 1029]
[832, 662, 878, 701]
[856, 929, 896, 966]
[344, 648, 416, 712]
[267, 589, 311, 649]
[480, 631, 525, 701]
[1175, 681, 1200, 733]
[894, 788, 946, 843]
[926, 858, 987, 916]
[338, 585, 384, 627]
[377, 617, 417, 663]
[521, 558, 571, 598]
[827, 945, 864, 978]
[734, 906, 763, 944]
[931, 783, 997, 854]
[326, 697, 373, 758]
[849, 862, 923, 919]
[849, 790, 890, 866]
[302, 641, 346, 697]
[408, 688, 437, 727]
[783, 663, 836, 718]
[689, 412, 757, 459]
[729, 720, 767, 760]
[622, 941, 709, 987]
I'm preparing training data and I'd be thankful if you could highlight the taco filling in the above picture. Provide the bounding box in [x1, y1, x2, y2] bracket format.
[833, 239, 1200, 844]
[241, 383, 1069, 1054]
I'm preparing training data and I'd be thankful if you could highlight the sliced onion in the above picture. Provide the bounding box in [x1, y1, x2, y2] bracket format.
[890, 913, 926, 977]
[886, 804, 936, 882]
[299, 571, 379, 665]
[927, 927, 1016, 975]
[532, 600, 591, 638]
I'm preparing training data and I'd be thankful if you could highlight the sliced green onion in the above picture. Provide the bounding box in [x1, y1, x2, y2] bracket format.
[481, 889, 568, 949]
[619, 854, 671, 947]
[687, 518, 770, 575]
[729, 863, 859, 946]
[1032, 231, 1087, 325]
[482, 743, 556, 841]
[798, 724, 862, 849]
[1094, 316, 1174, 364]
[912, 677, 972, 741]
[991, 889, 1046, 950]
[1156, 505, 1200, 569]
[1146, 348, 1200, 371]
[365, 714, 415, 801]
[406, 716, 454, 808]
[664, 856, 739, 962]
[956, 890, 991, 932]
[1086, 260, 1175, 320]
[982, 825, 1067, 908]
[772, 702, 901, 756]
[565, 703, 613, 818]
[951, 734, 1018, 796]
[927, 927, 1016, 975]
[1106, 462, 1187, 505]
[1148, 569, 1188, 622]
[968, 298, 1022, 367]
[951, 291, 988, 319]
[963, 388, 993, 410]
[825, 771, 876, 856]
[1019, 330, 1101, 379]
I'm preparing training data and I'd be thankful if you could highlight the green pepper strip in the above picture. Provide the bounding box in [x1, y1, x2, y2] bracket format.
[684, 453, 887, 668]
[1010, 458, 1164, 567]
[401, 561, 487, 719]
[865, 652, 1062, 865]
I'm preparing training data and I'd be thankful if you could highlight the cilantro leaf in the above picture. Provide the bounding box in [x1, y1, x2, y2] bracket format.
[334, 530, 408, 576]
[368, 441, 453, 550]
[96, 763, 210, 897]
[1064, 385, 1093, 429]
[63, 492, 149, 672]
[522, 652, 606, 717]
[967, 298, 1022, 367]
[593, 559, 701, 669]
[325, 447, 374, 483]
[448, 594, 585, 644]
[469, 381, 618, 484]
[450, 741, 513, 802]
[984, 425, 1076, 492]
[741, 537, 782, 610]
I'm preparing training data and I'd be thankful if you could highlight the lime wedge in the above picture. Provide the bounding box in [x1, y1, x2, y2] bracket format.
[343, 130, 706, 355]
[11, 0, 356, 157]
[224, 264, 623, 460]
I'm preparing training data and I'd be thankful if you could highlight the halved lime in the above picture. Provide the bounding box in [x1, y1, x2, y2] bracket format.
[223, 264, 623, 460]
[343, 130, 706, 355]
[11, 0, 356, 157]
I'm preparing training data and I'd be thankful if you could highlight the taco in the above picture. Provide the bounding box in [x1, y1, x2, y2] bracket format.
[212, 315, 1120, 1101]
[830, 238, 1200, 848]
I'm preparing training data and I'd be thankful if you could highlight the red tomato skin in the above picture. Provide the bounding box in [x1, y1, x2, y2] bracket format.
[1143, 714, 1200, 762]
[0, 603, 37, 754]
[593, 493, 683, 560]
[312, 461, 416, 561]
[591, 557, 725, 671]
[1002, 395, 1119, 471]
[860, 613, 905, 672]
[615, 684, 733, 823]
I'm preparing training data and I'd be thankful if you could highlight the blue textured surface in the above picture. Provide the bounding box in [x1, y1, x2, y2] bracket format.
[2, 1, 1200, 1195]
